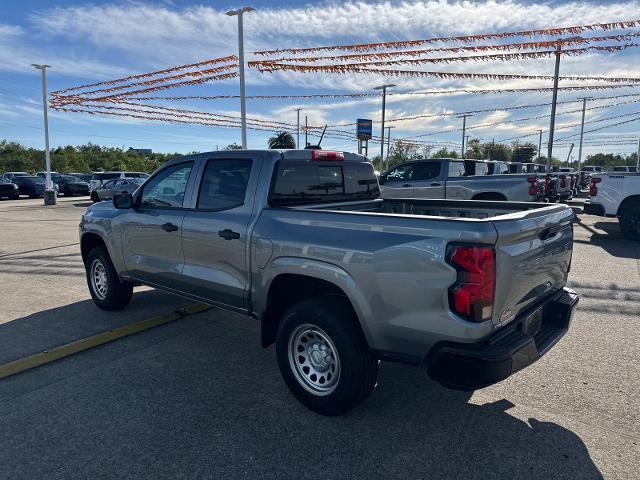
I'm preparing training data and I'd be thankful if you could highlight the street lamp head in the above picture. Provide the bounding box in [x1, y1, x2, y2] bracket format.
[32, 64, 51, 69]
[373, 84, 396, 90]
[226, 6, 255, 16]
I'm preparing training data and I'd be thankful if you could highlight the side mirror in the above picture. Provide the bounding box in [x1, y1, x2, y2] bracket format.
[378, 174, 386, 185]
[113, 192, 133, 209]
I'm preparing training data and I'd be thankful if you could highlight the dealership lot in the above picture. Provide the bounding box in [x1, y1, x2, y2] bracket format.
[0, 197, 638, 478]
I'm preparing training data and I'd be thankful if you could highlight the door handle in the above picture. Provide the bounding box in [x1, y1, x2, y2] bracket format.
[161, 222, 179, 232]
[219, 229, 241, 240]
[430, 182, 442, 186]
[402, 183, 412, 187]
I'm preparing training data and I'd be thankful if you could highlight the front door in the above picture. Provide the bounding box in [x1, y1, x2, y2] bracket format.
[411, 161, 446, 198]
[380, 163, 415, 198]
[181, 156, 257, 309]
[120, 161, 195, 287]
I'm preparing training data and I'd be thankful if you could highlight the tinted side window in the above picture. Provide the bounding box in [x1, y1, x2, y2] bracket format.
[630, 167, 638, 172]
[412, 162, 441, 180]
[448, 161, 466, 177]
[197, 159, 252, 211]
[92, 173, 120, 181]
[140, 162, 193, 208]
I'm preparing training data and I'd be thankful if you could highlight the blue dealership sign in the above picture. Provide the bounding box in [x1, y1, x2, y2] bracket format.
[356, 119, 373, 140]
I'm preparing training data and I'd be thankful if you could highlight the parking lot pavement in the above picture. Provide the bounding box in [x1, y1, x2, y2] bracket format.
[0, 199, 638, 479]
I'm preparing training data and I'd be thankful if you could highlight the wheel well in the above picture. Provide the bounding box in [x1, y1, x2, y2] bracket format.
[471, 192, 507, 201]
[80, 233, 106, 265]
[617, 195, 640, 217]
[260, 274, 357, 348]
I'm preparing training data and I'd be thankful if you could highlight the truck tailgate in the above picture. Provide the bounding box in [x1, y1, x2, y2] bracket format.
[490, 204, 574, 327]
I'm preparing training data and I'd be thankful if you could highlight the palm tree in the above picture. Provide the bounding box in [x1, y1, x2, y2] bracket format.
[268, 131, 296, 149]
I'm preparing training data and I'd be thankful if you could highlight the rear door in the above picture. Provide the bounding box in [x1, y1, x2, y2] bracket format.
[180, 154, 259, 308]
[120, 161, 196, 287]
[411, 161, 446, 198]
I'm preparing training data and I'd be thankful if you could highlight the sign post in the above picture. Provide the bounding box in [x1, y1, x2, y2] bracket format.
[357, 118, 372, 160]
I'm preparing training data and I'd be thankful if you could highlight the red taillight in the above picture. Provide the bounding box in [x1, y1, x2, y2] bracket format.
[527, 176, 538, 196]
[310, 150, 344, 161]
[559, 174, 567, 188]
[590, 177, 601, 196]
[447, 245, 495, 323]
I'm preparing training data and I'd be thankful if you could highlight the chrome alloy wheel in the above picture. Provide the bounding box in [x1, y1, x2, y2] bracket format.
[90, 258, 108, 300]
[288, 324, 341, 396]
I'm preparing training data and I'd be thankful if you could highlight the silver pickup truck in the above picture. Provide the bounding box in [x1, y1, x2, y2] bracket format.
[380, 158, 541, 202]
[79, 149, 578, 415]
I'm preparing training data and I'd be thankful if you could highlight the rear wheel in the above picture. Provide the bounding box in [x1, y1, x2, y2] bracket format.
[86, 246, 133, 310]
[619, 205, 640, 241]
[276, 296, 378, 416]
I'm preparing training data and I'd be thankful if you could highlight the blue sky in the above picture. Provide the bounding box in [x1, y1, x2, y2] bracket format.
[1, 0, 640, 159]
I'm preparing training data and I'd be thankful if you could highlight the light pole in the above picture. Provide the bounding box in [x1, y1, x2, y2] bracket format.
[374, 84, 395, 165]
[226, 6, 255, 149]
[537, 129, 543, 161]
[637, 137, 640, 170]
[458, 114, 473, 158]
[547, 42, 563, 169]
[294, 108, 302, 148]
[32, 63, 55, 205]
[576, 97, 591, 173]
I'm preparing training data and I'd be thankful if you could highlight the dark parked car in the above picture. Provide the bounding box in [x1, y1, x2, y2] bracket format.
[13, 176, 47, 198]
[0, 178, 19, 199]
[56, 175, 90, 196]
[91, 177, 145, 202]
[2, 172, 30, 182]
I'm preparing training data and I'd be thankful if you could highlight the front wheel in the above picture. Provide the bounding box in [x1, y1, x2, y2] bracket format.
[85, 246, 133, 310]
[619, 205, 640, 241]
[276, 296, 378, 416]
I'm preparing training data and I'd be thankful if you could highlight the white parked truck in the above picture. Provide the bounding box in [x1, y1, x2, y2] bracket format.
[584, 172, 640, 240]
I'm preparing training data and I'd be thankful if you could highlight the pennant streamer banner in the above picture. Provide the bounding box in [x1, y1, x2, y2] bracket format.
[51, 55, 238, 95]
[253, 20, 640, 55]
[249, 34, 640, 63]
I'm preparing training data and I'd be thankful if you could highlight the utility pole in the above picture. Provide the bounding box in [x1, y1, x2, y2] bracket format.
[537, 129, 543, 161]
[32, 63, 55, 205]
[637, 137, 640, 170]
[547, 42, 562, 170]
[386, 126, 395, 171]
[304, 115, 308, 147]
[374, 84, 396, 164]
[294, 108, 302, 148]
[576, 97, 590, 172]
[458, 114, 473, 158]
[226, 6, 255, 149]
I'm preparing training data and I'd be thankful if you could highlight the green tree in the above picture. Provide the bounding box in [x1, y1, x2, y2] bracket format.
[484, 142, 512, 161]
[431, 147, 459, 159]
[268, 131, 296, 149]
[465, 138, 484, 159]
[511, 142, 537, 162]
[223, 143, 242, 150]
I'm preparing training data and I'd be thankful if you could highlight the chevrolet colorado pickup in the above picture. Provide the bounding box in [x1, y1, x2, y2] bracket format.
[584, 172, 640, 240]
[80, 149, 578, 415]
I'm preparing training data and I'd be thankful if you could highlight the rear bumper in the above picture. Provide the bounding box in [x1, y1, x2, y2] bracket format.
[427, 287, 578, 390]
[583, 201, 605, 216]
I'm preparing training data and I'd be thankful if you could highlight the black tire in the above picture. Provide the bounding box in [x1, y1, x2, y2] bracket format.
[85, 246, 133, 310]
[276, 296, 378, 416]
[91, 192, 100, 203]
[619, 205, 640, 241]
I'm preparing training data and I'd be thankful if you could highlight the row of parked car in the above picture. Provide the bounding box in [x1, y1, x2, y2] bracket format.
[378, 158, 590, 203]
[0, 170, 149, 201]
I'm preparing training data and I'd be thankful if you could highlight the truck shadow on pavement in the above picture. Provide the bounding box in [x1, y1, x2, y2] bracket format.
[574, 218, 640, 260]
[0, 293, 603, 479]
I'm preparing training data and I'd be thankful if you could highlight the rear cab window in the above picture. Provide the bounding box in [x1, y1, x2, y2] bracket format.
[270, 160, 379, 206]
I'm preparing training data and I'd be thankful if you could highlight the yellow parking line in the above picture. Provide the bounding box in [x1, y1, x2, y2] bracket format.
[0, 302, 210, 381]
